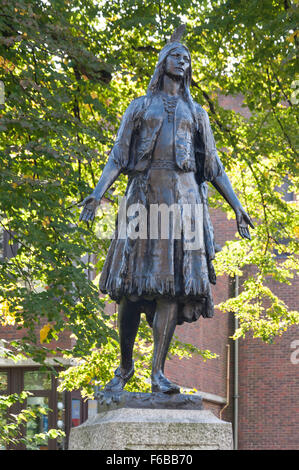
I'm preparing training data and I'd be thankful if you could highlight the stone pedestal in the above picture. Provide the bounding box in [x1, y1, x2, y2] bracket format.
[68, 392, 233, 450]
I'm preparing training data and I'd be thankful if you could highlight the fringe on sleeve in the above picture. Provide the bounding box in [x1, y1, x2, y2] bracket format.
[110, 96, 145, 172]
[195, 105, 224, 182]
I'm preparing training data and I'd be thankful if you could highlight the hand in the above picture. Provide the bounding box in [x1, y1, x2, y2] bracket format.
[79, 194, 100, 222]
[235, 206, 254, 240]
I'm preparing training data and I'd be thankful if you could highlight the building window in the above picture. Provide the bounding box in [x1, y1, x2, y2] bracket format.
[71, 398, 81, 428]
[68, 389, 88, 432]
[0, 370, 8, 391]
[24, 370, 52, 391]
[0, 367, 67, 450]
[26, 395, 50, 450]
[0, 367, 92, 449]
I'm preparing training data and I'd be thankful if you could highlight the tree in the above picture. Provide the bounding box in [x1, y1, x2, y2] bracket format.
[0, 0, 117, 363]
[185, 0, 299, 341]
[0, 0, 298, 401]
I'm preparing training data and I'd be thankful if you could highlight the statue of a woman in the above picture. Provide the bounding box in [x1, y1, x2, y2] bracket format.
[79, 29, 253, 394]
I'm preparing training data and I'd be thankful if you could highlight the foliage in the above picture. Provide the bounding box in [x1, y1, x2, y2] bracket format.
[0, 0, 298, 403]
[0, 390, 64, 448]
[185, 0, 299, 341]
[0, 0, 118, 362]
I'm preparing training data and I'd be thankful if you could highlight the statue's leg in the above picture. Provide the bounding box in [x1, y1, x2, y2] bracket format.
[118, 296, 141, 371]
[151, 298, 180, 394]
[104, 297, 141, 392]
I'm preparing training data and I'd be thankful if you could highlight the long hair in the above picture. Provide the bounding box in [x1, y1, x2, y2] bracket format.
[144, 41, 198, 128]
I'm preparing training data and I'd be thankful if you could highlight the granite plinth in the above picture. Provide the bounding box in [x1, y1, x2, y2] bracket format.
[68, 391, 233, 450]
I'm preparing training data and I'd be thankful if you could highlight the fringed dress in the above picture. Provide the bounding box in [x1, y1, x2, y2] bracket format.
[99, 92, 224, 326]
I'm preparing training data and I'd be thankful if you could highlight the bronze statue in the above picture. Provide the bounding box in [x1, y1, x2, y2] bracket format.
[79, 27, 253, 394]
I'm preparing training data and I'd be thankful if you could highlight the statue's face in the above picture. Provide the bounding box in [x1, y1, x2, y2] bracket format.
[164, 46, 190, 79]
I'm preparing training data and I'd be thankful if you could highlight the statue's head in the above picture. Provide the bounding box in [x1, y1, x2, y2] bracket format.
[163, 43, 191, 82]
[144, 26, 197, 123]
[147, 41, 192, 96]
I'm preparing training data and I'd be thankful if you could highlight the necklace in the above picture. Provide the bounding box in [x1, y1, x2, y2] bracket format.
[162, 94, 178, 122]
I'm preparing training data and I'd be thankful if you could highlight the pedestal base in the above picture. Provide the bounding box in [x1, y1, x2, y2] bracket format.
[68, 392, 233, 450]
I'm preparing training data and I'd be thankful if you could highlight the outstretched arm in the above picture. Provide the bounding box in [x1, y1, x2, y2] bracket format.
[79, 96, 144, 223]
[79, 156, 121, 222]
[212, 171, 254, 240]
[196, 105, 254, 240]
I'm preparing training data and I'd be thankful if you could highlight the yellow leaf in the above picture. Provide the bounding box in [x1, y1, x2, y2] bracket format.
[286, 31, 298, 43]
[0, 56, 15, 72]
[0, 300, 22, 326]
[42, 217, 50, 228]
[40, 324, 52, 343]
[1, 300, 10, 315]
